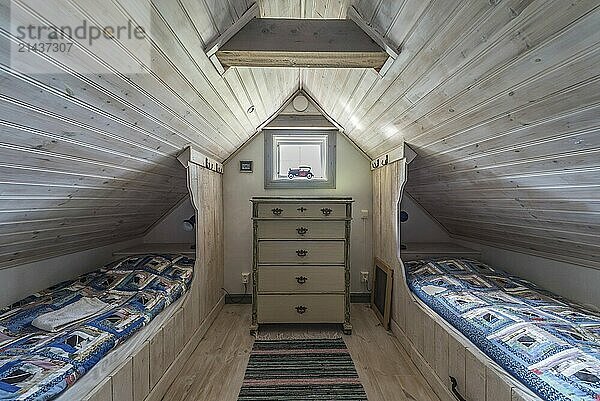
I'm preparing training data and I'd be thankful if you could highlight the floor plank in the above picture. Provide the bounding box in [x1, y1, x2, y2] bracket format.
[163, 304, 440, 401]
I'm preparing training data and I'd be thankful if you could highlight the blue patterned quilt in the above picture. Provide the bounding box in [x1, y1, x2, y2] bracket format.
[405, 258, 600, 401]
[0, 254, 194, 401]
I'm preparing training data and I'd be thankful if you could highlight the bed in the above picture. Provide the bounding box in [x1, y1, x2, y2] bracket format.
[0, 254, 194, 401]
[405, 258, 600, 401]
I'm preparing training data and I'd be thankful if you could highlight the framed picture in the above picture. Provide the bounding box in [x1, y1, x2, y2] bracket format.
[239, 160, 253, 173]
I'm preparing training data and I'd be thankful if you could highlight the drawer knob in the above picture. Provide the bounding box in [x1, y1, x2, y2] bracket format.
[296, 227, 309, 235]
[320, 207, 333, 216]
[295, 276, 308, 284]
[296, 249, 308, 257]
[297, 206, 307, 212]
[295, 305, 307, 314]
[271, 208, 283, 216]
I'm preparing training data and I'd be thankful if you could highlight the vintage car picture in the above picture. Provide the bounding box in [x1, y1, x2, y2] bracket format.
[287, 166, 313, 179]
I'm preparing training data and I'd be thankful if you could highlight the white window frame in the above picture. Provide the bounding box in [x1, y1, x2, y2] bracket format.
[264, 130, 337, 189]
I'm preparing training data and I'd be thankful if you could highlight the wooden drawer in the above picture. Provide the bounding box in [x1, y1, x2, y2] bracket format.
[258, 220, 346, 239]
[258, 240, 345, 264]
[257, 203, 346, 219]
[258, 294, 345, 323]
[258, 266, 345, 293]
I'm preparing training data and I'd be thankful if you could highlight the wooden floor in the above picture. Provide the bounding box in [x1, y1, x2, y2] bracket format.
[163, 304, 440, 401]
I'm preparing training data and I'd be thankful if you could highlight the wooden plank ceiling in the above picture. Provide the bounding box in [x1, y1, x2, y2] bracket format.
[295, 0, 600, 268]
[0, 0, 298, 267]
[0, 0, 598, 269]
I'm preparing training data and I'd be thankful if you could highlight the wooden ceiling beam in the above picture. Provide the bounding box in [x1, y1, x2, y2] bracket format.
[346, 6, 400, 76]
[204, 3, 260, 75]
[214, 18, 390, 70]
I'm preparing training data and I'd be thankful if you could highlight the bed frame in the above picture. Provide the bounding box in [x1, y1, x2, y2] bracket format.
[372, 157, 540, 401]
[390, 261, 539, 401]
[82, 148, 225, 401]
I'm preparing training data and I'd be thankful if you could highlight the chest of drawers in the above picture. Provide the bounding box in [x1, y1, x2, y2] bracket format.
[250, 197, 353, 335]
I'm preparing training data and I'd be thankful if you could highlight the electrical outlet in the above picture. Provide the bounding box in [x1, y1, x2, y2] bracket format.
[241, 272, 250, 284]
[360, 271, 369, 282]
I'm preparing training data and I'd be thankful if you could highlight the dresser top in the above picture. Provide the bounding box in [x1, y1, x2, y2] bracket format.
[251, 196, 353, 203]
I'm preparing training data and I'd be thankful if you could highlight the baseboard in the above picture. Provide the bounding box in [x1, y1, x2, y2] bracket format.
[390, 319, 455, 401]
[225, 293, 252, 304]
[145, 295, 225, 401]
[350, 292, 371, 303]
[225, 292, 372, 304]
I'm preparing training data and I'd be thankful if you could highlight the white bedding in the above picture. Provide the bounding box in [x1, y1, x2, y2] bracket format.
[32, 297, 110, 332]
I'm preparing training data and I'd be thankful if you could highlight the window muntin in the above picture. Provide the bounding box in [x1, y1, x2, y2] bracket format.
[274, 134, 328, 181]
[264, 130, 336, 189]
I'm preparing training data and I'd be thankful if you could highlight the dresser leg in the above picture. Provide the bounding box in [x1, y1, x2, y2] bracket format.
[250, 324, 258, 337]
[343, 322, 353, 335]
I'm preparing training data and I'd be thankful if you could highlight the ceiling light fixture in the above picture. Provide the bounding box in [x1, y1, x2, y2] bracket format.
[292, 95, 309, 112]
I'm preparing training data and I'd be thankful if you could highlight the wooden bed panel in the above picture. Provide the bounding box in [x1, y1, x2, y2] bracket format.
[371, 160, 406, 326]
[174, 309, 185, 356]
[112, 358, 134, 401]
[184, 261, 202, 340]
[405, 299, 426, 356]
[396, 285, 407, 332]
[466, 348, 486, 401]
[149, 329, 164, 389]
[372, 168, 381, 272]
[197, 167, 225, 323]
[163, 318, 177, 369]
[183, 297, 196, 345]
[391, 317, 455, 401]
[434, 321, 450, 390]
[448, 334, 466, 398]
[423, 313, 435, 367]
[84, 378, 112, 401]
[405, 300, 418, 348]
[486, 366, 512, 401]
[133, 342, 150, 401]
[512, 388, 529, 401]
[413, 302, 424, 355]
[381, 166, 393, 264]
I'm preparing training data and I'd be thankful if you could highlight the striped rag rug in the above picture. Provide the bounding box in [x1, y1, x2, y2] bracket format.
[238, 338, 368, 400]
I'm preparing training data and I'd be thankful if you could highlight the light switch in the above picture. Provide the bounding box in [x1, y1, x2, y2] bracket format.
[360, 209, 369, 219]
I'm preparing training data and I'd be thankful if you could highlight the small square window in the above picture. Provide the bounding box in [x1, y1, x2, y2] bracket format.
[264, 130, 336, 189]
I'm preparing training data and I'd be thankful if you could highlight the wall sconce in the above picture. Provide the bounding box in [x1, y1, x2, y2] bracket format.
[399, 210, 409, 250]
[182, 215, 195, 232]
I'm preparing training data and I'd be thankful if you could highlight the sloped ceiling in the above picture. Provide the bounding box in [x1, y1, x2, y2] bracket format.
[298, 0, 600, 268]
[0, 0, 299, 267]
[1, 0, 598, 269]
